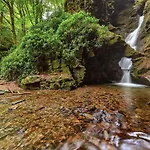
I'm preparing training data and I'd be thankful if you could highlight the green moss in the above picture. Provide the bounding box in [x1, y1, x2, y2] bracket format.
[72, 65, 86, 86]
[107, 35, 122, 46]
[134, 0, 146, 9]
[49, 82, 60, 90]
[21, 75, 42, 89]
[64, 0, 93, 13]
[125, 45, 136, 57]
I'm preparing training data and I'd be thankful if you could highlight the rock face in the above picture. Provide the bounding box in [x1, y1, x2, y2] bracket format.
[83, 35, 126, 84]
[65, 0, 136, 36]
[64, 0, 150, 85]
[131, 0, 150, 84]
[139, 0, 150, 50]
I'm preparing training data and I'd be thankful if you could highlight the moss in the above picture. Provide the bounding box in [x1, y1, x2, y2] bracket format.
[21, 75, 42, 89]
[107, 35, 122, 46]
[125, 45, 136, 57]
[72, 65, 86, 86]
[49, 82, 60, 90]
[60, 78, 76, 90]
[64, 0, 93, 13]
[134, 0, 147, 12]
[144, 0, 150, 14]
[21, 73, 77, 90]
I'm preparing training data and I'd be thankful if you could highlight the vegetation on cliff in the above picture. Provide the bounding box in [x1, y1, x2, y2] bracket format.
[0, 11, 111, 84]
[1, 0, 149, 87]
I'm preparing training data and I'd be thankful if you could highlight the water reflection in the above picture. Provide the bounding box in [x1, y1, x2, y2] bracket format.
[58, 130, 150, 150]
[113, 85, 150, 133]
[57, 86, 150, 150]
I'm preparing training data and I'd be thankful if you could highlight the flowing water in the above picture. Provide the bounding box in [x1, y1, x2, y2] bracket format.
[119, 57, 132, 84]
[117, 16, 145, 87]
[58, 85, 150, 150]
[125, 16, 144, 50]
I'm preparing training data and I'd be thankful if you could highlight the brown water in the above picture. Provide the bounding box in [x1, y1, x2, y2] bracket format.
[58, 85, 150, 150]
[0, 85, 149, 149]
[114, 85, 150, 133]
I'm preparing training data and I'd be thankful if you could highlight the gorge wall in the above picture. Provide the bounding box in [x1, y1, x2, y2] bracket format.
[64, 0, 150, 85]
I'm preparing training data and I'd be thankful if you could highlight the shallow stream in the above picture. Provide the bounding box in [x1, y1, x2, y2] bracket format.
[59, 85, 150, 150]
[0, 84, 150, 149]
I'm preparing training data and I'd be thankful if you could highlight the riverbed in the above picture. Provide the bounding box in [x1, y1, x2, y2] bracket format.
[0, 83, 149, 149]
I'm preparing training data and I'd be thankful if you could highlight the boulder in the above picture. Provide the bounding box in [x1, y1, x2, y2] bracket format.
[21, 73, 76, 90]
[83, 32, 130, 84]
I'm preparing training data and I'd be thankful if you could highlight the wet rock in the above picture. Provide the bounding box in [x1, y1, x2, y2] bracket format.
[147, 101, 150, 105]
[83, 113, 93, 121]
[93, 110, 112, 123]
[59, 106, 72, 117]
[93, 110, 105, 123]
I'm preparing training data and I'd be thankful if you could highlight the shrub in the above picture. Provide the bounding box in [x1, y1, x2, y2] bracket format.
[0, 10, 69, 81]
[56, 11, 102, 65]
[0, 10, 109, 82]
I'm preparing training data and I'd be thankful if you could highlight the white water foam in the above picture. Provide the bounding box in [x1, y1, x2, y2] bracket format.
[113, 83, 147, 88]
[119, 57, 132, 84]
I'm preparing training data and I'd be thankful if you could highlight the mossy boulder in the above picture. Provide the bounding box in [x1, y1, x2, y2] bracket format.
[21, 75, 44, 90]
[21, 73, 76, 90]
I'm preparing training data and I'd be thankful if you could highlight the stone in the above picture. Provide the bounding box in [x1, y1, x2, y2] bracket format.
[21, 73, 77, 90]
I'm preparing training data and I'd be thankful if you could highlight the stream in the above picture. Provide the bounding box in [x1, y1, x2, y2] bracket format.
[58, 85, 150, 150]
[0, 84, 150, 149]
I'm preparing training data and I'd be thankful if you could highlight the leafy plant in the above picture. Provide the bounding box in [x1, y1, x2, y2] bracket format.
[0, 10, 69, 81]
[0, 10, 109, 82]
[56, 11, 102, 65]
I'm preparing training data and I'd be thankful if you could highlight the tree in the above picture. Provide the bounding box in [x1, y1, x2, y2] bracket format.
[2, 0, 17, 44]
[0, 0, 65, 46]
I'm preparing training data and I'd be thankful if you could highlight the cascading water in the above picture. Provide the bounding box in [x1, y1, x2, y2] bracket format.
[116, 16, 146, 87]
[125, 16, 144, 50]
[119, 57, 132, 83]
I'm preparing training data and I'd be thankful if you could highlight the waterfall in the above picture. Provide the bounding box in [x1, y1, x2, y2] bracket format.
[119, 57, 132, 83]
[125, 16, 144, 50]
[116, 16, 145, 87]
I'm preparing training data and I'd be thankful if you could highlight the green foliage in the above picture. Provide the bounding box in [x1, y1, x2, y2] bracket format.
[0, 46, 36, 81]
[0, 10, 69, 81]
[0, 10, 109, 82]
[34, 10, 70, 32]
[56, 11, 101, 65]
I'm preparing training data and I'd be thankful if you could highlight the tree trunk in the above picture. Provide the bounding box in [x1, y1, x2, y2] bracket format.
[18, 8, 26, 35]
[0, 12, 3, 28]
[8, 2, 17, 44]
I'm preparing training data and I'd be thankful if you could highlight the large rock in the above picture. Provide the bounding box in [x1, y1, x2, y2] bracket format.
[21, 73, 76, 90]
[131, 0, 150, 84]
[64, 0, 136, 35]
[83, 33, 129, 84]
[138, 0, 150, 50]
[131, 49, 150, 85]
